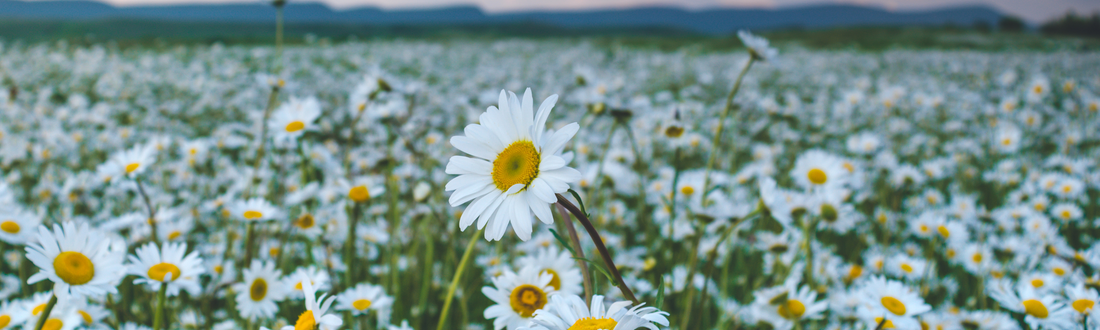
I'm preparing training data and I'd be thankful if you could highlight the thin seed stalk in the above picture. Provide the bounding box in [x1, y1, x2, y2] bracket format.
[32, 294, 57, 330]
[153, 282, 169, 330]
[556, 204, 594, 306]
[700, 56, 756, 200]
[436, 228, 484, 330]
[556, 193, 639, 304]
[134, 178, 159, 244]
[247, 85, 281, 199]
[802, 216, 816, 288]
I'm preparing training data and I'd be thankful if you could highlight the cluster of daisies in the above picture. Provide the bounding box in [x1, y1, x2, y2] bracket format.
[1, 26, 1100, 330]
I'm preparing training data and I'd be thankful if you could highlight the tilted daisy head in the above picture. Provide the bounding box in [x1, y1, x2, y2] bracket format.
[445, 88, 582, 241]
[24, 222, 127, 300]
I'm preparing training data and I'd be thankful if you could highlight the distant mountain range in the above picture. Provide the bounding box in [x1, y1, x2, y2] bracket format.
[0, 0, 1004, 35]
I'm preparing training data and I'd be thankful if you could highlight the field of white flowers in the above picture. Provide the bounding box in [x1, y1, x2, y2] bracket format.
[0, 34, 1099, 330]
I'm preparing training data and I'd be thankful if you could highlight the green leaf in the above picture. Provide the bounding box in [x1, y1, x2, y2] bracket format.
[548, 229, 576, 255]
[655, 275, 666, 310]
[567, 189, 589, 217]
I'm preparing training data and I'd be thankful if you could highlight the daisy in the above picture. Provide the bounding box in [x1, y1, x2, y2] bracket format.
[752, 284, 828, 330]
[287, 266, 330, 300]
[1065, 283, 1098, 319]
[1049, 203, 1082, 223]
[24, 222, 127, 300]
[104, 143, 158, 179]
[522, 293, 669, 330]
[338, 176, 386, 204]
[279, 274, 341, 330]
[857, 276, 931, 329]
[229, 198, 281, 222]
[335, 283, 394, 324]
[445, 88, 582, 241]
[0, 300, 27, 330]
[482, 265, 556, 330]
[789, 150, 848, 192]
[0, 206, 40, 244]
[737, 30, 778, 61]
[992, 284, 1074, 330]
[234, 260, 287, 320]
[516, 245, 584, 295]
[127, 241, 204, 296]
[268, 96, 321, 145]
[885, 255, 927, 281]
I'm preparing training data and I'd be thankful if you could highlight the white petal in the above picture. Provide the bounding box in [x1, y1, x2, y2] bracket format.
[527, 192, 555, 225]
[451, 136, 498, 161]
[533, 94, 558, 143]
[539, 155, 566, 171]
[542, 122, 579, 155]
[445, 156, 491, 175]
[529, 178, 557, 204]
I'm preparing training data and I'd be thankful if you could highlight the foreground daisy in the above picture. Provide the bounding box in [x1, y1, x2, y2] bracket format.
[335, 283, 394, 325]
[520, 293, 669, 330]
[280, 274, 341, 330]
[24, 222, 127, 300]
[446, 88, 581, 241]
[752, 284, 828, 330]
[234, 260, 287, 320]
[127, 241, 204, 296]
[857, 276, 930, 329]
[482, 266, 556, 330]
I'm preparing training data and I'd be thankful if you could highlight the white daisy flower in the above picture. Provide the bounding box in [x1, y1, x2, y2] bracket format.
[269, 96, 322, 145]
[790, 150, 848, 192]
[482, 265, 556, 330]
[737, 30, 778, 61]
[286, 266, 330, 300]
[857, 276, 931, 330]
[992, 284, 1075, 330]
[445, 88, 582, 241]
[24, 222, 127, 300]
[0, 206, 41, 244]
[278, 274, 342, 330]
[0, 300, 28, 330]
[234, 260, 287, 320]
[127, 241, 204, 296]
[521, 293, 669, 330]
[104, 143, 158, 180]
[338, 176, 386, 204]
[1065, 283, 1098, 318]
[752, 284, 828, 330]
[335, 283, 394, 324]
[229, 198, 281, 222]
[516, 245, 583, 295]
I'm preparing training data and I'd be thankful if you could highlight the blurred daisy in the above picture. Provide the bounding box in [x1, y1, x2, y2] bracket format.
[269, 96, 321, 145]
[737, 30, 778, 61]
[234, 260, 287, 320]
[1065, 283, 1098, 319]
[790, 150, 847, 191]
[0, 300, 27, 330]
[279, 274, 341, 330]
[445, 88, 581, 241]
[857, 276, 931, 329]
[338, 176, 386, 204]
[516, 245, 583, 295]
[335, 283, 394, 324]
[104, 143, 158, 179]
[752, 284, 828, 330]
[287, 266, 330, 300]
[24, 222, 126, 300]
[0, 206, 40, 244]
[229, 198, 281, 222]
[482, 265, 556, 330]
[127, 241, 204, 296]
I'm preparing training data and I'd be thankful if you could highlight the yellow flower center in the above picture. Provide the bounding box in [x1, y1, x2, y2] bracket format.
[294, 310, 316, 330]
[42, 319, 62, 330]
[900, 263, 914, 273]
[777, 299, 807, 319]
[243, 210, 263, 220]
[509, 284, 547, 318]
[492, 141, 540, 192]
[543, 268, 561, 291]
[33, 303, 47, 315]
[353, 299, 372, 311]
[297, 214, 316, 229]
[168, 231, 182, 240]
[214, 265, 224, 274]
[286, 121, 306, 133]
[0, 315, 9, 328]
[53, 251, 95, 285]
[875, 317, 896, 329]
[1031, 279, 1044, 288]
[250, 278, 268, 301]
[348, 186, 371, 202]
[664, 126, 684, 138]
[79, 310, 93, 324]
[148, 262, 181, 282]
[0, 220, 19, 233]
[972, 253, 983, 263]
[937, 225, 950, 238]
[1023, 299, 1049, 318]
[680, 185, 695, 196]
[125, 163, 141, 174]
[569, 317, 618, 330]
[807, 168, 827, 185]
[1060, 210, 1071, 219]
[846, 265, 863, 280]
[294, 280, 312, 290]
[881, 296, 907, 316]
[1073, 299, 1095, 314]
[1054, 267, 1066, 276]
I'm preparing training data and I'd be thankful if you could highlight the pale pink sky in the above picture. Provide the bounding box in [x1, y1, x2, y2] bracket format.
[89, 0, 1100, 23]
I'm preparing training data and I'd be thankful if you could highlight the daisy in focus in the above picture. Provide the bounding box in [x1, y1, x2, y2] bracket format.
[24, 222, 127, 300]
[445, 88, 582, 241]
[127, 241, 205, 296]
[234, 260, 287, 320]
[482, 265, 556, 330]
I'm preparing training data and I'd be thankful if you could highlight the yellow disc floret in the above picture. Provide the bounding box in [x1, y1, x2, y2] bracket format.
[881, 296, 907, 316]
[250, 278, 268, 301]
[54, 251, 95, 285]
[147, 262, 181, 282]
[807, 168, 827, 185]
[508, 284, 547, 318]
[492, 141, 540, 192]
[569, 317, 618, 330]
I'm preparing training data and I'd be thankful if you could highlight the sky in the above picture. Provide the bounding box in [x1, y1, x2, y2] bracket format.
[94, 0, 1100, 23]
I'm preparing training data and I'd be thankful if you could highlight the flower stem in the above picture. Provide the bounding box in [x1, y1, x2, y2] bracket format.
[247, 85, 280, 199]
[700, 56, 755, 200]
[153, 282, 168, 330]
[435, 228, 483, 330]
[345, 202, 362, 287]
[32, 294, 57, 330]
[556, 204, 594, 305]
[243, 222, 257, 267]
[134, 178, 159, 244]
[555, 193, 639, 304]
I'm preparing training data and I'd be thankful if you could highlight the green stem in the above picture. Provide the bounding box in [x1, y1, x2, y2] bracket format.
[556, 204, 594, 305]
[153, 282, 168, 330]
[247, 85, 280, 199]
[345, 202, 362, 288]
[700, 57, 755, 201]
[802, 216, 816, 288]
[243, 222, 257, 267]
[556, 193, 639, 304]
[436, 229, 483, 330]
[134, 178, 159, 244]
[33, 294, 57, 330]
